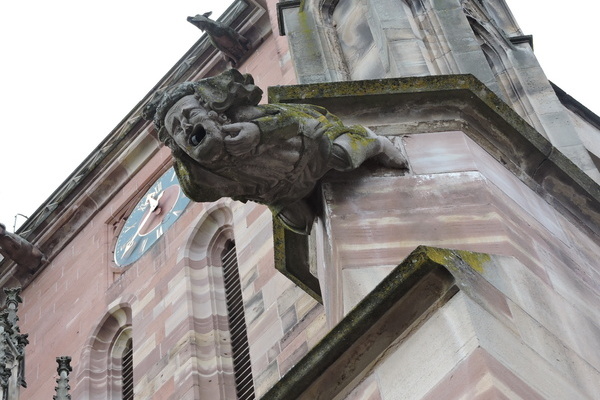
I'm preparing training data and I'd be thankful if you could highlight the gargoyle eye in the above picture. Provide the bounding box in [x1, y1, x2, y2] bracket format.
[188, 109, 204, 119]
[189, 125, 207, 146]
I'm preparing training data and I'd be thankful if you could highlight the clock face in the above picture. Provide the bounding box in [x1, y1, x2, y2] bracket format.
[114, 167, 191, 267]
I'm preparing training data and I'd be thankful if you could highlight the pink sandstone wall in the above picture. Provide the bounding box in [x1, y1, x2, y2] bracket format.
[17, 4, 330, 398]
[322, 130, 600, 399]
[322, 131, 599, 320]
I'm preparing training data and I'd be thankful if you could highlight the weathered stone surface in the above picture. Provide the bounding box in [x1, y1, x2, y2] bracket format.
[0, 224, 46, 272]
[262, 246, 458, 400]
[269, 74, 600, 237]
[264, 247, 600, 399]
[266, 70, 600, 399]
[287, 0, 600, 181]
[143, 69, 407, 235]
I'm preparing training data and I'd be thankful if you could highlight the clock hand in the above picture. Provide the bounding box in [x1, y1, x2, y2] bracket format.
[121, 192, 161, 259]
[147, 192, 159, 212]
[121, 237, 138, 259]
[153, 191, 165, 213]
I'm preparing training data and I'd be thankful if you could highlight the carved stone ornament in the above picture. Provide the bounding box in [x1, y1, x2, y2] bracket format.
[0, 223, 47, 271]
[143, 69, 408, 234]
[54, 356, 72, 400]
[187, 12, 250, 65]
[0, 288, 28, 397]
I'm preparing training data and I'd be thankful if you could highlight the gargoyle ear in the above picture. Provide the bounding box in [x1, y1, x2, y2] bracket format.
[203, 11, 212, 18]
[157, 127, 172, 148]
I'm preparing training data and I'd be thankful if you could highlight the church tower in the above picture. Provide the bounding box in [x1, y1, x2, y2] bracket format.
[1, 1, 599, 399]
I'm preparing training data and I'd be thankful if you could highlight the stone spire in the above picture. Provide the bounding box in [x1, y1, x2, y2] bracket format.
[0, 287, 28, 399]
[53, 356, 72, 400]
[0, 311, 13, 399]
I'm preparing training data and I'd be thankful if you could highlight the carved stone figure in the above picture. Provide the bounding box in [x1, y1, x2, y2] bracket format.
[143, 69, 407, 234]
[187, 12, 250, 65]
[0, 223, 47, 270]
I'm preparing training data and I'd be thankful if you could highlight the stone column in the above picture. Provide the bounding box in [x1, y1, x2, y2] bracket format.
[277, 0, 349, 83]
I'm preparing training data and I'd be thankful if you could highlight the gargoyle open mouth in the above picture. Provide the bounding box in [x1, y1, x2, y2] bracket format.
[189, 125, 207, 146]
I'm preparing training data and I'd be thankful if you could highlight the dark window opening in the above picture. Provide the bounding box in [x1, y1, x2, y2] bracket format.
[221, 241, 255, 400]
[122, 338, 134, 400]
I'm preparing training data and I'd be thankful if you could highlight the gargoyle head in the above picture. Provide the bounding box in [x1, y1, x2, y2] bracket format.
[187, 11, 213, 31]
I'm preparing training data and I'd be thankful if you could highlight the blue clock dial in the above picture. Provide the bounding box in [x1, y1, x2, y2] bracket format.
[114, 167, 190, 267]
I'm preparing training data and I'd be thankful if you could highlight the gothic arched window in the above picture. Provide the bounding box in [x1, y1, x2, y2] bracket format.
[77, 307, 133, 399]
[186, 203, 256, 399]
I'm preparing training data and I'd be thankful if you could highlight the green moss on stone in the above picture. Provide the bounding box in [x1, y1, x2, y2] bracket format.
[416, 246, 491, 274]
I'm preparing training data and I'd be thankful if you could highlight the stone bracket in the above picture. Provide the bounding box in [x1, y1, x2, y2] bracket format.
[273, 217, 322, 302]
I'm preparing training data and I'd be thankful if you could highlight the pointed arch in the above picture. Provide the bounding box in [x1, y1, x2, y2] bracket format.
[183, 200, 255, 399]
[73, 304, 133, 399]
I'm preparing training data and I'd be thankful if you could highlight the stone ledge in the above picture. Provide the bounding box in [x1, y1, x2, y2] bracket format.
[261, 245, 462, 399]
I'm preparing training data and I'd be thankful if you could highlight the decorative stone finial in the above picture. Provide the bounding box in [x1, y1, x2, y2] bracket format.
[3, 287, 22, 331]
[143, 69, 408, 234]
[0, 289, 28, 395]
[54, 356, 72, 400]
[3, 287, 22, 310]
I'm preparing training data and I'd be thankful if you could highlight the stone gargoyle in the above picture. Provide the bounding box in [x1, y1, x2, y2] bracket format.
[187, 12, 250, 65]
[0, 223, 47, 271]
[142, 69, 408, 234]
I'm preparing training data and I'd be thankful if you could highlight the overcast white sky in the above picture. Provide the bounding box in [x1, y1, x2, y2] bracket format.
[0, 1, 598, 233]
